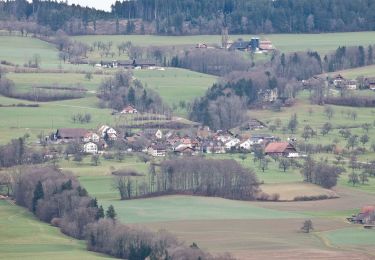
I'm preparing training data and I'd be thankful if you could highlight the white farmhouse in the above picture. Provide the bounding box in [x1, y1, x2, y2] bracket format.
[83, 142, 98, 154]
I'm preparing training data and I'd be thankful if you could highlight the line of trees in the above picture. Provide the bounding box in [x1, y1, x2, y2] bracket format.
[0, 77, 85, 102]
[3, 0, 375, 35]
[111, 0, 375, 35]
[7, 166, 231, 260]
[113, 158, 260, 201]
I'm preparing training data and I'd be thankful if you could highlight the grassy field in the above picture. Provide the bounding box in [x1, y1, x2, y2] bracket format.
[74, 31, 375, 55]
[324, 65, 375, 79]
[6, 72, 107, 93]
[0, 200, 112, 260]
[134, 68, 216, 106]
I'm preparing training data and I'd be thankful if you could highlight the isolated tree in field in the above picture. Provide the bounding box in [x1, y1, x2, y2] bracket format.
[372, 143, 375, 152]
[301, 156, 315, 183]
[278, 158, 290, 172]
[115, 150, 125, 162]
[239, 154, 247, 162]
[73, 152, 83, 163]
[347, 135, 359, 150]
[259, 158, 270, 172]
[359, 172, 369, 185]
[112, 176, 127, 200]
[321, 122, 333, 136]
[85, 72, 93, 81]
[324, 106, 334, 119]
[253, 144, 265, 162]
[106, 205, 116, 220]
[362, 123, 371, 133]
[351, 111, 358, 120]
[91, 154, 100, 166]
[301, 220, 313, 233]
[360, 134, 369, 147]
[138, 153, 151, 164]
[349, 156, 358, 172]
[287, 113, 298, 133]
[348, 172, 360, 186]
[269, 125, 277, 132]
[302, 125, 313, 140]
[32, 181, 44, 212]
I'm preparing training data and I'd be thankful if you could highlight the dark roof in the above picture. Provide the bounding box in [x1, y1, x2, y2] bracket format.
[56, 128, 88, 139]
[118, 59, 156, 66]
[229, 40, 250, 51]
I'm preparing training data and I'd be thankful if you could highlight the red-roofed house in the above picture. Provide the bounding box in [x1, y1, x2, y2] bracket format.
[121, 105, 138, 114]
[265, 142, 298, 157]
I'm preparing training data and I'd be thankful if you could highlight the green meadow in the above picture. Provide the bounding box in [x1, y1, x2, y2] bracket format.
[74, 31, 375, 54]
[0, 200, 113, 260]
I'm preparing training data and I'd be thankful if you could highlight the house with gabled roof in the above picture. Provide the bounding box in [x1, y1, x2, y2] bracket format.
[265, 142, 298, 158]
[55, 128, 88, 142]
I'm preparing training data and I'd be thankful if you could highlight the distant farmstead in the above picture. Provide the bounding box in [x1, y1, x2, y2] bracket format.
[265, 142, 298, 157]
[121, 105, 138, 114]
[55, 128, 88, 141]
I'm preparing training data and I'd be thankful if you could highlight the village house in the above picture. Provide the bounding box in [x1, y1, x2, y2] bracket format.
[148, 144, 167, 157]
[224, 138, 240, 150]
[239, 139, 252, 151]
[55, 128, 88, 142]
[258, 89, 278, 102]
[202, 140, 226, 154]
[364, 77, 375, 90]
[258, 40, 274, 51]
[98, 125, 117, 141]
[348, 206, 375, 225]
[196, 43, 208, 48]
[332, 74, 346, 87]
[174, 146, 196, 156]
[241, 119, 267, 131]
[344, 80, 358, 90]
[83, 142, 98, 154]
[265, 142, 299, 157]
[250, 134, 277, 145]
[197, 126, 211, 139]
[83, 132, 100, 143]
[120, 105, 138, 114]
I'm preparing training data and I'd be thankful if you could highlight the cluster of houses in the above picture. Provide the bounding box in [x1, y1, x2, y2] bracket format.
[95, 59, 163, 70]
[348, 205, 375, 229]
[53, 117, 299, 158]
[331, 74, 375, 90]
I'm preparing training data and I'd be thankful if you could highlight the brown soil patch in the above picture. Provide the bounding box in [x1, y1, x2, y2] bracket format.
[254, 187, 375, 212]
[136, 218, 372, 259]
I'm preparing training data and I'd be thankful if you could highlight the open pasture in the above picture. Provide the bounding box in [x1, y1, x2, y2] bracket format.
[6, 72, 108, 93]
[0, 200, 112, 260]
[74, 31, 375, 55]
[134, 68, 216, 107]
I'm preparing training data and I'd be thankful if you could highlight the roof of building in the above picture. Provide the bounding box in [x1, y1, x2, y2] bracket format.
[56, 128, 88, 139]
[360, 206, 375, 214]
[265, 142, 295, 153]
[229, 40, 250, 51]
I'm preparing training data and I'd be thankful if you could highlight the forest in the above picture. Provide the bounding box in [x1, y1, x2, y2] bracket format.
[1, 0, 375, 35]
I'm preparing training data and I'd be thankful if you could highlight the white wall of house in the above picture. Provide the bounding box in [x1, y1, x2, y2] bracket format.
[83, 142, 98, 154]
